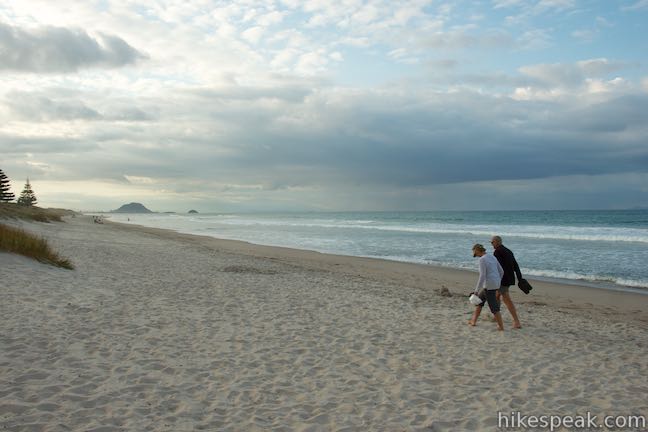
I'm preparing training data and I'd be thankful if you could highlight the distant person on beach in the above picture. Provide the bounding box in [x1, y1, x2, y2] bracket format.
[469, 244, 504, 331]
[491, 235, 523, 329]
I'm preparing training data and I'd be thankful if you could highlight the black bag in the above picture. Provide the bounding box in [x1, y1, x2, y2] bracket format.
[518, 278, 533, 294]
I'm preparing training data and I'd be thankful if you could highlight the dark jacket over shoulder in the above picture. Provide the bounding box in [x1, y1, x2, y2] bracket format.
[493, 245, 522, 286]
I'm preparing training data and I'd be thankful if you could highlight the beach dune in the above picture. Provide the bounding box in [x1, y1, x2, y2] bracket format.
[1, 216, 647, 431]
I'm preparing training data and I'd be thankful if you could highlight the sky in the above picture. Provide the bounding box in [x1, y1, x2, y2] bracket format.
[1, 0, 647, 212]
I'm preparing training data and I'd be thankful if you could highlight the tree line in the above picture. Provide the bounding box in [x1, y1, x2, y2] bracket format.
[0, 168, 38, 206]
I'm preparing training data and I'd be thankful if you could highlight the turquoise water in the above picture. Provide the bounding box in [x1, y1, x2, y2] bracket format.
[107, 210, 648, 293]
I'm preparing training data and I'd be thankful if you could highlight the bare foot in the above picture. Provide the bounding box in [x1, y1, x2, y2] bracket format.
[513, 324, 522, 329]
[468, 320, 476, 326]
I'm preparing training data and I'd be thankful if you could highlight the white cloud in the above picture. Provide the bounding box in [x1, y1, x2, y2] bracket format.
[305, 13, 329, 28]
[516, 28, 553, 50]
[595, 16, 613, 27]
[572, 29, 596, 42]
[242, 26, 264, 44]
[641, 77, 648, 92]
[338, 36, 371, 47]
[124, 175, 156, 185]
[577, 58, 625, 76]
[270, 47, 300, 70]
[329, 51, 343, 62]
[257, 10, 285, 26]
[511, 86, 564, 101]
[295, 49, 330, 75]
[622, 0, 648, 11]
[519, 62, 582, 87]
[351, 4, 380, 25]
[518, 59, 628, 92]
[493, 0, 525, 9]
[536, 0, 576, 11]
[584, 77, 628, 94]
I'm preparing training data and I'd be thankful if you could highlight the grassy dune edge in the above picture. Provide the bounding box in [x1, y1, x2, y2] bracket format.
[0, 203, 75, 222]
[0, 203, 75, 269]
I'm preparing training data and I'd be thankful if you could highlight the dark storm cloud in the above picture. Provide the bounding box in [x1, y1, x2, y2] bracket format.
[557, 94, 648, 133]
[189, 90, 648, 189]
[0, 21, 147, 73]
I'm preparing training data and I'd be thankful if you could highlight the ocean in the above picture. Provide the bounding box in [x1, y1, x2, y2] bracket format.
[106, 210, 648, 293]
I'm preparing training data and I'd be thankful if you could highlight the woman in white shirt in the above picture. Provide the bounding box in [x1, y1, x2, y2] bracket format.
[469, 243, 505, 330]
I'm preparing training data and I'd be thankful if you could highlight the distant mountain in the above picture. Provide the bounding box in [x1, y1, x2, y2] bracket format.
[111, 202, 153, 213]
[188, 209, 199, 214]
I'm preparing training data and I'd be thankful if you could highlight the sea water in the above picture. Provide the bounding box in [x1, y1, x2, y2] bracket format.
[106, 210, 648, 293]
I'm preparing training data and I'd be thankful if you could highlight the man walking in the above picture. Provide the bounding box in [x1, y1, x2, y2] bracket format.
[491, 236, 522, 329]
[469, 244, 505, 331]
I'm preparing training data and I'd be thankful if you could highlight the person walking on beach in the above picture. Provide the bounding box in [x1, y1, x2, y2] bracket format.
[491, 236, 522, 329]
[468, 244, 504, 331]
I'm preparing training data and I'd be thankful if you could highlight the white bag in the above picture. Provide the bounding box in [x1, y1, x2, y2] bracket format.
[469, 293, 483, 306]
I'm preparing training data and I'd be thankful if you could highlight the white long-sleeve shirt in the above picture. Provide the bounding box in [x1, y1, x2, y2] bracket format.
[475, 253, 504, 292]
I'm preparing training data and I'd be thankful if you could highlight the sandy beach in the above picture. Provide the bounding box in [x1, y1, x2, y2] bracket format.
[1, 215, 647, 431]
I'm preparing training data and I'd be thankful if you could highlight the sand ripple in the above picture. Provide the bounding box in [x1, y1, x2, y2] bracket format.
[1, 217, 647, 431]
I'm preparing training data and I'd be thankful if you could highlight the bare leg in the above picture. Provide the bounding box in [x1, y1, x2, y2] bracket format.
[501, 293, 521, 328]
[493, 312, 504, 331]
[469, 306, 483, 326]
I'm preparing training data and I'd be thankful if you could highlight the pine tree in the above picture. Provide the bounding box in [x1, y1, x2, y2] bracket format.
[17, 179, 38, 207]
[0, 169, 16, 202]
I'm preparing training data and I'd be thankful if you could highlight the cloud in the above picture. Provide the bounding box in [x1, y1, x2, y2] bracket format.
[516, 28, 554, 50]
[495, 0, 576, 14]
[6, 93, 100, 121]
[535, 0, 576, 12]
[3, 90, 154, 122]
[519, 63, 583, 87]
[126, 86, 647, 193]
[242, 26, 264, 45]
[622, 0, 648, 11]
[1, 1, 647, 211]
[493, 0, 525, 8]
[0, 21, 147, 73]
[187, 81, 314, 103]
[518, 58, 627, 90]
[577, 58, 626, 76]
[571, 29, 596, 42]
[4, 75, 647, 195]
[422, 29, 513, 50]
[0, 132, 92, 154]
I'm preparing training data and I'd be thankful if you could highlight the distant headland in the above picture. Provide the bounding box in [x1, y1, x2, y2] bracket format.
[111, 202, 153, 213]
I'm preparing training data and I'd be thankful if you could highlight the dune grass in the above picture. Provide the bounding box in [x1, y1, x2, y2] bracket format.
[0, 203, 75, 222]
[0, 203, 75, 269]
[0, 223, 74, 269]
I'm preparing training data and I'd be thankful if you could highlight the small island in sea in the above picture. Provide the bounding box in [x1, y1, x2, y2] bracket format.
[111, 202, 153, 213]
[188, 209, 199, 214]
